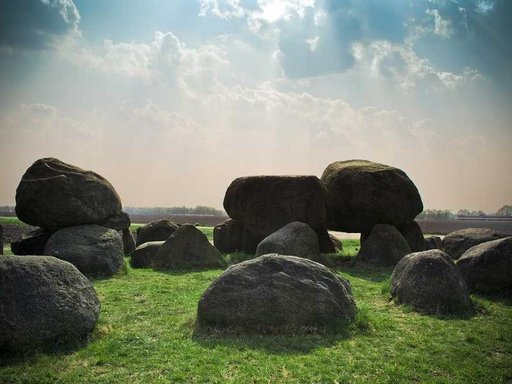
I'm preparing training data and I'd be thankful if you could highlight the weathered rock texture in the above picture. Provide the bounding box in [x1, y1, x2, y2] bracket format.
[197, 254, 356, 332]
[320, 160, 423, 233]
[223, 175, 334, 252]
[15, 158, 122, 230]
[153, 224, 222, 270]
[0, 255, 100, 352]
[44, 225, 124, 278]
[135, 219, 179, 246]
[10, 228, 54, 255]
[130, 241, 164, 268]
[121, 229, 136, 255]
[397, 221, 425, 252]
[356, 224, 411, 266]
[102, 211, 131, 231]
[442, 228, 508, 260]
[425, 236, 442, 250]
[255, 222, 322, 262]
[213, 219, 258, 253]
[0, 223, 3, 255]
[457, 237, 512, 293]
[390, 250, 471, 314]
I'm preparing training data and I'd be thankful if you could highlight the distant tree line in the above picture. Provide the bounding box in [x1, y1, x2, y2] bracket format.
[124, 206, 226, 217]
[417, 204, 512, 220]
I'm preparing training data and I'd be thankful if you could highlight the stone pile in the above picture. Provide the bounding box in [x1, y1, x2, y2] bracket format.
[12, 158, 132, 277]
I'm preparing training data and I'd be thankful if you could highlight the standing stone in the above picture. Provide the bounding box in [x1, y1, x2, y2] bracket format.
[390, 250, 471, 315]
[0, 255, 100, 352]
[255, 222, 322, 262]
[197, 254, 356, 333]
[457, 237, 512, 293]
[10, 228, 54, 255]
[213, 219, 258, 254]
[397, 221, 425, 252]
[320, 160, 423, 233]
[442, 228, 507, 260]
[356, 224, 411, 266]
[121, 229, 136, 255]
[15, 158, 122, 230]
[130, 241, 164, 269]
[153, 224, 223, 270]
[44, 225, 124, 278]
[223, 175, 334, 253]
[135, 219, 179, 246]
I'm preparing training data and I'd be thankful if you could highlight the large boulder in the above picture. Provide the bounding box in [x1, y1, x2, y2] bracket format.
[442, 228, 507, 260]
[10, 228, 54, 255]
[152, 224, 223, 270]
[130, 241, 164, 268]
[213, 219, 258, 254]
[390, 250, 471, 315]
[197, 254, 356, 332]
[255, 222, 322, 262]
[44, 225, 124, 278]
[457, 237, 512, 293]
[223, 175, 334, 253]
[320, 160, 423, 233]
[356, 224, 411, 266]
[135, 219, 179, 246]
[0, 255, 100, 352]
[15, 158, 122, 230]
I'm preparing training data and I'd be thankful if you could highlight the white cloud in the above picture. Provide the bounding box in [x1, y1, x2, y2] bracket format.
[306, 36, 320, 52]
[425, 8, 453, 38]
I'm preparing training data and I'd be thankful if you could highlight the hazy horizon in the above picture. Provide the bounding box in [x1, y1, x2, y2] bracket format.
[1, 1, 511, 212]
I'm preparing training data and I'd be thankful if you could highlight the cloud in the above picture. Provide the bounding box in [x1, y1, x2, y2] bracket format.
[0, 0, 80, 51]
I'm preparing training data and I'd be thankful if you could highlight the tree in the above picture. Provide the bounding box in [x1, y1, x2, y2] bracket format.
[495, 205, 512, 216]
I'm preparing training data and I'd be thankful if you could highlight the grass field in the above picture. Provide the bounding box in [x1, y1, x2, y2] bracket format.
[1, 223, 511, 383]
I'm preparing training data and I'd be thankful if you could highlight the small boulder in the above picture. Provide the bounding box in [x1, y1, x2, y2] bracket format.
[255, 222, 322, 262]
[390, 250, 471, 314]
[44, 225, 124, 278]
[10, 228, 54, 255]
[213, 219, 258, 254]
[135, 219, 179, 246]
[102, 211, 131, 231]
[424, 236, 442, 250]
[130, 241, 164, 268]
[442, 228, 507, 260]
[152, 225, 223, 270]
[15, 158, 122, 230]
[356, 224, 411, 266]
[121, 229, 136, 255]
[320, 160, 423, 233]
[223, 175, 334, 253]
[457, 237, 512, 293]
[330, 233, 343, 253]
[197, 254, 356, 332]
[397, 221, 425, 252]
[0, 255, 100, 352]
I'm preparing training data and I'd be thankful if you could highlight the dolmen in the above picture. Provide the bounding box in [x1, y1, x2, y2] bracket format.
[215, 175, 335, 254]
[321, 160, 425, 265]
[0, 255, 100, 352]
[196, 254, 356, 333]
[390, 250, 471, 315]
[12, 158, 132, 277]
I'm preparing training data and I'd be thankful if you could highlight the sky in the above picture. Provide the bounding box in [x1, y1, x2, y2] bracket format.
[0, 0, 511, 212]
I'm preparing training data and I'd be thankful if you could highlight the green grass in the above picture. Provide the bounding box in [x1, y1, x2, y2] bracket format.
[0, 216, 24, 226]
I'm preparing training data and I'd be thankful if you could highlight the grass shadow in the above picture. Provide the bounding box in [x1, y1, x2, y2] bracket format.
[472, 290, 512, 306]
[336, 262, 394, 283]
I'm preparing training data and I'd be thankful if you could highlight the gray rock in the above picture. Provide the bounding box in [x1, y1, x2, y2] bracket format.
[102, 211, 131, 231]
[397, 221, 425, 252]
[223, 175, 334, 253]
[320, 160, 423, 233]
[457, 237, 512, 293]
[153, 224, 222, 270]
[425, 236, 442, 250]
[11, 228, 54, 255]
[213, 219, 258, 254]
[356, 224, 411, 266]
[0, 255, 100, 352]
[15, 158, 122, 230]
[330, 233, 343, 253]
[121, 229, 136, 255]
[135, 219, 179, 246]
[390, 250, 471, 314]
[255, 222, 322, 262]
[0, 223, 2, 255]
[44, 225, 124, 278]
[130, 241, 164, 268]
[197, 254, 356, 332]
[442, 228, 507, 260]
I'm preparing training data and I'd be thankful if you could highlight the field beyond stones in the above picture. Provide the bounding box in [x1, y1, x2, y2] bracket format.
[1, 219, 511, 383]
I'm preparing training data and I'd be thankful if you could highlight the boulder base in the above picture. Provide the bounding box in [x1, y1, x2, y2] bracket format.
[197, 254, 356, 333]
[213, 219, 258, 254]
[0, 255, 100, 352]
[10, 228, 54, 255]
[390, 250, 471, 314]
[135, 219, 179, 246]
[44, 225, 124, 278]
[356, 224, 411, 266]
[130, 241, 164, 268]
